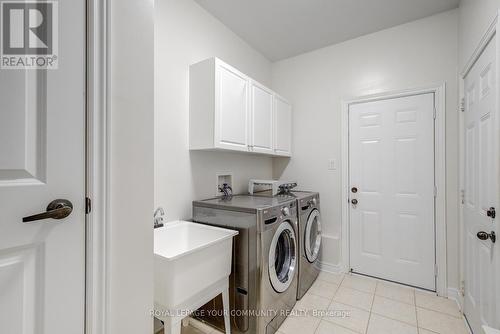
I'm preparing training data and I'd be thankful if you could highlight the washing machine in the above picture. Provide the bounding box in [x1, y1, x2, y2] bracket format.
[292, 191, 322, 300]
[192, 195, 298, 334]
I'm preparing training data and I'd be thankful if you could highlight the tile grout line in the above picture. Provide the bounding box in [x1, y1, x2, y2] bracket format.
[414, 290, 464, 318]
[414, 288, 420, 334]
[415, 287, 464, 334]
[370, 282, 422, 332]
[310, 312, 322, 334]
[317, 278, 341, 333]
[370, 289, 420, 327]
[341, 274, 379, 295]
[364, 280, 377, 334]
[281, 273, 344, 334]
[373, 287, 417, 306]
[321, 273, 369, 334]
[415, 305, 463, 319]
[315, 273, 340, 334]
[369, 311, 419, 328]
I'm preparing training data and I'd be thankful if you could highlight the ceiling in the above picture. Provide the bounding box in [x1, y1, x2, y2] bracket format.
[194, 0, 460, 61]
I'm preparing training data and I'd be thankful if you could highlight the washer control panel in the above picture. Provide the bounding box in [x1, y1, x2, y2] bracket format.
[260, 200, 297, 232]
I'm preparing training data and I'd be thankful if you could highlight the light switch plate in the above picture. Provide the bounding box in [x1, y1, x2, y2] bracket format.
[328, 159, 336, 170]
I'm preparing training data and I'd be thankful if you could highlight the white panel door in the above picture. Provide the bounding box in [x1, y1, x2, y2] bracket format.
[463, 33, 499, 334]
[0, 1, 85, 333]
[215, 62, 249, 151]
[250, 81, 273, 154]
[274, 96, 292, 156]
[349, 93, 435, 290]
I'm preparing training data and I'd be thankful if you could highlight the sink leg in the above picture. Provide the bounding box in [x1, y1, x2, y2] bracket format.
[165, 321, 181, 334]
[222, 288, 231, 334]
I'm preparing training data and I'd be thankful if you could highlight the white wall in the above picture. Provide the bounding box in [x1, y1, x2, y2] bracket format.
[154, 0, 274, 220]
[272, 10, 460, 289]
[108, 0, 154, 333]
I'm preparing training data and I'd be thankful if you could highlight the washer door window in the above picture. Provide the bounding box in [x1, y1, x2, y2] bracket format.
[305, 209, 322, 263]
[269, 221, 297, 293]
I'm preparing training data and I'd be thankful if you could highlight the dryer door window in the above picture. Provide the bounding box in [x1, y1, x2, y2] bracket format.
[305, 209, 322, 263]
[268, 221, 297, 293]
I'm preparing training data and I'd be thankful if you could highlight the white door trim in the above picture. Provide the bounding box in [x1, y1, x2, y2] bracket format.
[459, 10, 500, 324]
[86, 0, 109, 333]
[460, 13, 498, 78]
[341, 84, 447, 296]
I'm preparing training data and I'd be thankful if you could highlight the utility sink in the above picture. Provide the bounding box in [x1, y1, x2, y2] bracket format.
[154, 221, 237, 325]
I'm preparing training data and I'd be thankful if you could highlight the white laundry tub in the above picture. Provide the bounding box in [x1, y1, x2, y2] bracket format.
[154, 220, 237, 333]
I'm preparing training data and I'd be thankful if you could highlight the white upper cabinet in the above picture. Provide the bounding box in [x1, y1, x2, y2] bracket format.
[190, 58, 291, 157]
[190, 58, 249, 152]
[216, 61, 249, 151]
[249, 81, 274, 154]
[274, 95, 292, 156]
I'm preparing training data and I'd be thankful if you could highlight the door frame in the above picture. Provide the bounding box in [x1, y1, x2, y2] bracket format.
[86, 0, 109, 333]
[459, 10, 500, 325]
[340, 84, 447, 296]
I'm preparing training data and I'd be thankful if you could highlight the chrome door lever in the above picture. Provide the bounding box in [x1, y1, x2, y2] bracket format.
[23, 199, 73, 223]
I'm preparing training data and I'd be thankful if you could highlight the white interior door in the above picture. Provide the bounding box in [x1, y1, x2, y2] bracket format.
[250, 81, 273, 154]
[349, 93, 436, 290]
[0, 1, 86, 333]
[463, 33, 499, 334]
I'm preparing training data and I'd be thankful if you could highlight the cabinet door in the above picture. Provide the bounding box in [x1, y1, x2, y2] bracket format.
[215, 62, 249, 151]
[250, 82, 274, 154]
[274, 96, 292, 156]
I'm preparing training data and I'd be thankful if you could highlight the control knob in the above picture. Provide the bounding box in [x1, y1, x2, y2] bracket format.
[282, 206, 290, 216]
[307, 198, 317, 207]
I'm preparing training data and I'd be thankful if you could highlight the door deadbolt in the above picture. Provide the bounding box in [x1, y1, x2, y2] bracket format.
[487, 207, 496, 219]
[351, 199, 358, 205]
[351, 187, 358, 193]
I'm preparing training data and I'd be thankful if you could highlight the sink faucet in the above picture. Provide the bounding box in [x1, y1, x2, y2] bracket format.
[154, 207, 165, 228]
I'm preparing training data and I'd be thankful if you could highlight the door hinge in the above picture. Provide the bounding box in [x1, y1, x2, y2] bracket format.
[433, 107, 437, 119]
[460, 97, 465, 112]
[85, 197, 92, 214]
[434, 264, 438, 276]
[460, 189, 465, 205]
[460, 280, 465, 297]
[434, 186, 437, 197]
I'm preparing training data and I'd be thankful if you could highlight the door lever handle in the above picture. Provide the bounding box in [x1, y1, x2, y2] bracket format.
[23, 199, 73, 223]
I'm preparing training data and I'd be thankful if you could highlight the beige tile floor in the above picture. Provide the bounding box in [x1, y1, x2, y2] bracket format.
[278, 273, 469, 334]
[173, 272, 470, 334]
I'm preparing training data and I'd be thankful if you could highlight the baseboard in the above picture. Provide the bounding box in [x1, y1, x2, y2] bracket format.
[319, 261, 346, 274]
[448, 286, 471, 334]
[447, 287, 464, 311]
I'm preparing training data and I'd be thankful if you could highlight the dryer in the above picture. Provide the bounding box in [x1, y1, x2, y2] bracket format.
[292, 191, 322, 300]
[192, 195, 298, 334]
